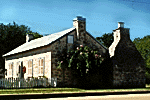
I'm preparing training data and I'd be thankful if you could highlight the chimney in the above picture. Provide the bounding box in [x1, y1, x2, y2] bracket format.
[73, 16, 86, 22]
[118, 22, 124, 28]
[73, 16, 86, 40]
[26, 34, 34, 42]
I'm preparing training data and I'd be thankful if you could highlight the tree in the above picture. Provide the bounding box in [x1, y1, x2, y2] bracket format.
[96, 33, 113, 48]
[0, 22, 43, 76]
[133, 35, 150, 84]
[28, 32, 43, 39]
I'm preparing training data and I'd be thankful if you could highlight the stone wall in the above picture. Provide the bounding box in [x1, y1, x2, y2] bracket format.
[110, 28, 146, 88]
[49, 31, 76, 86]
[50, 30, 109, 87]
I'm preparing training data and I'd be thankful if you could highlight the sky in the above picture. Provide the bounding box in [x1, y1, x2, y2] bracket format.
[0, 0, 150, 41]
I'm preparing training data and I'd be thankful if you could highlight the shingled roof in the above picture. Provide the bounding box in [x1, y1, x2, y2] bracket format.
[3, 27, 76, 57]
[3, 27, 108, 57]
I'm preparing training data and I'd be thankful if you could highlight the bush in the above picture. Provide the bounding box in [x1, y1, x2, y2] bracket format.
[57, 45, 105, 88]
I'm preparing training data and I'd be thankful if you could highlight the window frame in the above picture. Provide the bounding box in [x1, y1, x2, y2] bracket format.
[67, 35, 74, 44]
[28, 59, 33, 77]
[38, 57, 45, 77]
[8, 62, 13, 78]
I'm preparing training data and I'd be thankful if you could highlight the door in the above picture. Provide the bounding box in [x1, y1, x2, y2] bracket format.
[20, 61, 24, 79]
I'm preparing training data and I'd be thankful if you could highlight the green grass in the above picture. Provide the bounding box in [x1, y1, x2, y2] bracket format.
[0, 88, 84, 94]
[0, 85, 150, 95]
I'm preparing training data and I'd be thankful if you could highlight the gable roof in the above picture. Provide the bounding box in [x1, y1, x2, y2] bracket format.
[3, 27, 108, 57]
[3, 27, 76, 57]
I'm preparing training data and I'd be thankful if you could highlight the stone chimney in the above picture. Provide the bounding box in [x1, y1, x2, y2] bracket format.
[108, 22, 145, 88]
[118, 22, 124, 28]
[26, 34, 34, 42]
[109, 22, 130, 57]
[73, 16, 86, 40]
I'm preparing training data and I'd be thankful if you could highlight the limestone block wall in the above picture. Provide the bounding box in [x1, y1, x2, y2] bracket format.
[110, 28, 146, 88]
[50, 30, 109, 86]
[50, 31, 77, 86]
[45, 27, 109, 86]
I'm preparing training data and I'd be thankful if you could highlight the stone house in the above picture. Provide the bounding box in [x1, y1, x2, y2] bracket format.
[109, 22, 145, 88]
[2, 16, 109, 87]
[2, 16, 145, 88]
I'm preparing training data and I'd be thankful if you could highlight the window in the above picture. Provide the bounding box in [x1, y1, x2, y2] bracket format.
[9, 63, 13, 77]
[38, 57, 45, 76]
[28, 60, 33, 77]
[67, 35, 74, 43]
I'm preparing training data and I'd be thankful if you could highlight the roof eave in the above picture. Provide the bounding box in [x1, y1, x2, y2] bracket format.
[3, 28, 76, 57]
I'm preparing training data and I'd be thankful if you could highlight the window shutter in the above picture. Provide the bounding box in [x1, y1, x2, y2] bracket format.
[43, 57, 45, 76]
[38, 58, 40, 74]
[38, 57, 45, 76]
[8, 63, 13, 78]
[16, 62, 18, 75]
[41, 59, 43, 66]
[28, 60, 30, 75]
[31, 59, 33, 77]
[8, 63, 10, 76]
[28, 59, 33, 77]
[12, 62, 13, 78]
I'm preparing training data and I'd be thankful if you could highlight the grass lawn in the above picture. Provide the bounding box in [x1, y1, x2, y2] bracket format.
[0, 84, 150, 95]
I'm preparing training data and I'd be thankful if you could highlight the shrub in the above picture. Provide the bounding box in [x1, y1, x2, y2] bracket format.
[57, 45, 104, 81]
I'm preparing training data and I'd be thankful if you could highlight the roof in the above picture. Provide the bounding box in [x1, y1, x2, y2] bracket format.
[3, 27, 108, 57]
[3, 27, 76, 57]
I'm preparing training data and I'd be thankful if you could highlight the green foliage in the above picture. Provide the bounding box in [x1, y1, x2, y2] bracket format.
[133, 35, 150, 83]
[57, 45, 104, 77]
[28, 32, 43, 39]
[0, 22, 43, 73]
[0, 22, 43, 55]
[96, 33, 113, 48]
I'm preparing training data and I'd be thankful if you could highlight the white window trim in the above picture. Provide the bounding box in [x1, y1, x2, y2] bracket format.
[38, 57, 45, 77]
[8, 62, 13, 78]
[28, 59, 33, 77]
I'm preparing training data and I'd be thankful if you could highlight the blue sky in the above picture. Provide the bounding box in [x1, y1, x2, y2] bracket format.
[0, 0, 150, 41]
